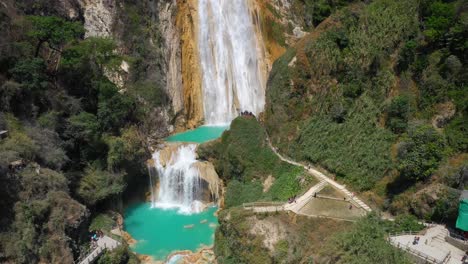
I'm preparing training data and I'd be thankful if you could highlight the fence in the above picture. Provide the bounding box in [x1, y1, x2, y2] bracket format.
[389, 240, 449, 264]
[76, 240, 120, 264]
[243, 202, 285, 208]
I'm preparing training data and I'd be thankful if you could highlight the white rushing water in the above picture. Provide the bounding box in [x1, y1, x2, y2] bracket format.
[149, 1, 266, 215]
[150, 144, 203, 214]
[198, 0, 265, 125]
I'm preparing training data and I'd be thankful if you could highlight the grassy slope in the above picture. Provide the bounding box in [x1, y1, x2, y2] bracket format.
[198, 117, 317, 207]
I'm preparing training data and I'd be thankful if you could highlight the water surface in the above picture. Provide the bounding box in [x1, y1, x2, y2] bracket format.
[167, 126, 228, 143]
[124, 203, 218, 261]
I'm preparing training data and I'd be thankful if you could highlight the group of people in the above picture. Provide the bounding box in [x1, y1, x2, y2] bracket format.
[89, 230, 104, 248]
[288, 195, 297, 204]
[240, 111, 255, 117]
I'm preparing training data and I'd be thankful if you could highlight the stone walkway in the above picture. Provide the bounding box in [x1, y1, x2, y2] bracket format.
[284, 180, 328, 213]
[267, 137, 372, 212]
[389, 225, 464, 264]
[78, 235, 120, 264]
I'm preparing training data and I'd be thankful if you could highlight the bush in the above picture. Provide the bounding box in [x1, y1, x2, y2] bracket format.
[386, 95, 411, 133]
[445, 115, 468, 152]
[77, 165, 126, 205]
[323, 214, 411, 264]
[397, 124, 447, 181]
[224, 180, 263, 208]
[97, 245, 140, 264]
[89, 214, 115, 233]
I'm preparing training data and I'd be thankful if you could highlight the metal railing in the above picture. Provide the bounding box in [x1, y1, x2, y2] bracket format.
[243, 202, 285, 208]
[76, 239, 121, 264]
[389, 240, 449, 264]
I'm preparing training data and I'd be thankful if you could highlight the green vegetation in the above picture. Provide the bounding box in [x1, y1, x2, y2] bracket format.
[291, 0, 355, 29]
[0, 4, 167, 262]
[397, 124, 448, 182]
[321, 214, 417, 264]
[215, 208, 349, 264]
[97, 245, 139, 264]
[199, 117, 314, 207]
[89, 214, 116, 233]
[265, 0, 467, 199]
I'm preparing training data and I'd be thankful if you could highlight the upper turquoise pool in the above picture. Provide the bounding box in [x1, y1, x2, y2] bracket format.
[166, 125, 228, 143]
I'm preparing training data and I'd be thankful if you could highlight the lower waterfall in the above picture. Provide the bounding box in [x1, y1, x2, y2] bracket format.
[149, 144, 204, 214]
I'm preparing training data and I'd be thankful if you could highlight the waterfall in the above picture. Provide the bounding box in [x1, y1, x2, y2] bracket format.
[148, 1, 265, 214]
[198, 0, 266, 125]
[149, 144, 204, 214]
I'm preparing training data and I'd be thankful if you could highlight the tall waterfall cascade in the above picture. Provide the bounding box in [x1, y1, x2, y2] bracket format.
[149, 0, 266, 214]
[149, 144, 204, 214]
[198, 0, 266, 125]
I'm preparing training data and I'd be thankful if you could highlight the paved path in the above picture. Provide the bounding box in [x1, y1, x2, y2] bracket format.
[78, 235, 120, 264]
[389, 225, 463, 264]
[266, 137, 372, 212]
[284, 180, 328, 213]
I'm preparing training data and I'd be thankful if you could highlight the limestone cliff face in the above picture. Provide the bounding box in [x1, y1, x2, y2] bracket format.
[176, 0, 204, 129]
[79, 0, 116, 38]
[248, 0, 285, 69]
[159, 0, 184, 119]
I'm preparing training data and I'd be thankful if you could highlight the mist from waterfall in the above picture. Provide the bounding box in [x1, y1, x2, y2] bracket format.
[149, 144, 203, 214]
[198, 0, 265, 125]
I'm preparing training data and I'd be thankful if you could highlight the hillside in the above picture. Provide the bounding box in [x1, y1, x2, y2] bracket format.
[207, 0, 467, 262]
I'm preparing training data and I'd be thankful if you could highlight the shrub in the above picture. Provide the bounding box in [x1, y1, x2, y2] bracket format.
[397, 124, 447, 181]
[323, 214, 411, 264]
[224, 180, 263, 208]
[386, 95, 411, 134]
[77, 165, 126, 206]
[89, 214, 115, 232]
[445, 115, 468, 152]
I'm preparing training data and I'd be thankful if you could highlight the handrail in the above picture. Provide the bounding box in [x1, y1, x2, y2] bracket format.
[243, 202, 285, 208]
[389, 240, 443, 264]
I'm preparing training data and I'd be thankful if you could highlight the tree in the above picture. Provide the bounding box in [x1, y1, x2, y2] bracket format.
[26, 16, 84, 57]
[386, 95, 411, 133]
[66, 112, 100, 143]
[325, 214, 411, 264]
[423, 2, 456, 43]
[77, 165, 126, 206]
[10, 58, 48, 92]
[61, 37, 121, 75]
[397, 124, 447, 181]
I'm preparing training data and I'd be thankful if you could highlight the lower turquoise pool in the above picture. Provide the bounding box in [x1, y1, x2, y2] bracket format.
[124, 203, 218, 261]
[166, 125, 228, 143]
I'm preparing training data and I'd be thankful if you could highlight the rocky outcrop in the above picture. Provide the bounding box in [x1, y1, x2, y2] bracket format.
[193, 161, 221, 202]
[79, 0, 116, 38]
[159, 0, 184, 121]
[177, 0, 204, 128]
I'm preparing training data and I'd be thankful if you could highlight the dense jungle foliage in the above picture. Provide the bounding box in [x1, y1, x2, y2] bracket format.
[0, 1, 170, 263]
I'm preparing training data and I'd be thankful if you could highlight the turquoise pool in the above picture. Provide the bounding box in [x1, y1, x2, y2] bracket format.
[167, 125, 228, 143]
[124, 203, 218, 261]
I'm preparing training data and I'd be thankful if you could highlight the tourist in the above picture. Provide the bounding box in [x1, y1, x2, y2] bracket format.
[349, 204, 352, 210]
